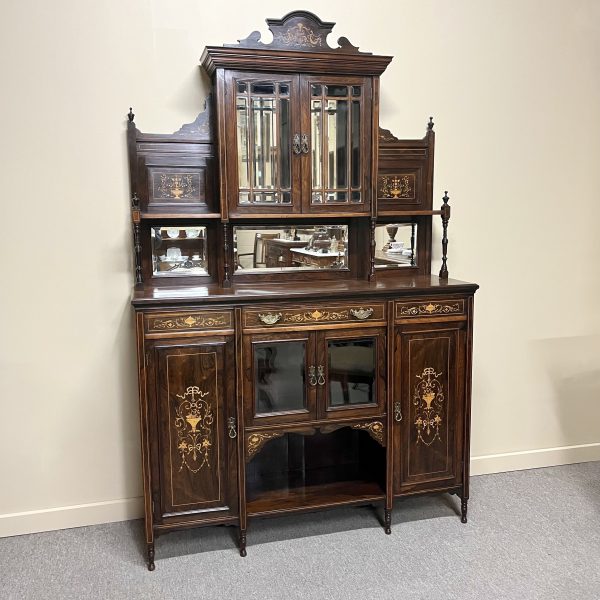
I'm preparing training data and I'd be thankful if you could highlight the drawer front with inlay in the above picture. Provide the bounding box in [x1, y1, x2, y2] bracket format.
[145, 310, 233, 334]
[243, 302, 386, 330]
[395, 298, 465, 321]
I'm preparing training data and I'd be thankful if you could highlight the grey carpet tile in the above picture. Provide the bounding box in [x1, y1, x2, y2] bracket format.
[1, 461, 599, 600]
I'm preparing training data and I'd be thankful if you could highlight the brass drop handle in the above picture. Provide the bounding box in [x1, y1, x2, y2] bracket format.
[228, 417, 237, 438]
[394, 401, 402, 422]
[308, 365, 317, 387]
[301, 133, 309, 154]
[292, 133, 302, 155]
[258, 312, 282, 325]
[350, 307, 374, 321]
[317, 365, 326, 386]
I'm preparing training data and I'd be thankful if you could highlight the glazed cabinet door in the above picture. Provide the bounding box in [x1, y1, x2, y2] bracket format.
[300, 75, 372, 213]
[318, 327, 386, 419]
[225, 71, 302, 216]
[150, 338, 238, 521]
[243, 331, 317, 426]
[393, 322, 466, 494]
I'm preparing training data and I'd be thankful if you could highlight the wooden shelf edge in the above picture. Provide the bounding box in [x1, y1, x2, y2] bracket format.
[247, 481, 385, 517]
[140, 212, 222, 220]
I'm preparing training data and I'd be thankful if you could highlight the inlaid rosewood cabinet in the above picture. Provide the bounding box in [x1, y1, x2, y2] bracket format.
[128, 11, 478, 570]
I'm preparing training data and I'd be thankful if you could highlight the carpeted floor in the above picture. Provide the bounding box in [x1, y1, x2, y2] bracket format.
[1, 462, 599, 600]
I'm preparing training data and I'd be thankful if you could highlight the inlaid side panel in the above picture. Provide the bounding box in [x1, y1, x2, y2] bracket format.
[393, 322, 466, 494]
[154, 341, 237, 518]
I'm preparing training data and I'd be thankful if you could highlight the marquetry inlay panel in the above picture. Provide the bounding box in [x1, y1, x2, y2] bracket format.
[243, 302, 385, 329]
[395, 299, 465, 321]
[151, 170, 202, 202]
[146, 311, 233, 333]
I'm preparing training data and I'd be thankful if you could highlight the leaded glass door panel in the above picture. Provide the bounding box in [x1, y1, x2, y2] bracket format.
[226, 72, 302, 215]
[300, 75, 372, 214]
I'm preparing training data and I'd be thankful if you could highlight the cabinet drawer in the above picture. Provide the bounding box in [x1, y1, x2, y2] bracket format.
[145, 310, 233, 334]
[395, 298, 465, 321]
[243, 302, 386, 330]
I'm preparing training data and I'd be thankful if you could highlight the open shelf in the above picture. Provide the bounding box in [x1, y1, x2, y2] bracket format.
[246, 427, 386, 517]
[248, 479, 384, 516]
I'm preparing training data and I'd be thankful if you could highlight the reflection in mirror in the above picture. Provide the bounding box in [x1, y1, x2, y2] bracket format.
[151, 226, 208, 277]
[374, 223, 417, 269]
[234, 225, 348, 272]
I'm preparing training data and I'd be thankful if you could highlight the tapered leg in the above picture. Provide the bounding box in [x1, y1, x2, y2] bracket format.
[147, 542, 155, 571]
[239, 528, 247, 557]
[384, 508, 392, 535]
[461, 497, 468, 524]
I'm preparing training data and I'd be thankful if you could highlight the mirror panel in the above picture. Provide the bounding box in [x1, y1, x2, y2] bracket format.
[374, 223, 417, 269]
[151, 227, 208, 277]
[234, 225, 348, 273]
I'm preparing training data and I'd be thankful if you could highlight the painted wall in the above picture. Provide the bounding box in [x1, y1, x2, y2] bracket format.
[1, 0, 599, 536]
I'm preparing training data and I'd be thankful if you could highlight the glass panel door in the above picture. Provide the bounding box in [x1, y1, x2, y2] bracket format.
[302, 76, 370, 212]
[318, 328, 385, 419]
[229, 72, 301, 214]
[243, 332, 317, 425]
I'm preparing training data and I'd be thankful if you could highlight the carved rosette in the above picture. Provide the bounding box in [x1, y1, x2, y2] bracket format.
[352, 421, 385, 446]
[413, 368, 444, 446]
[174, 386, 214, 473]
[246, 432, 284, 461]
[400, 302, 461, 317]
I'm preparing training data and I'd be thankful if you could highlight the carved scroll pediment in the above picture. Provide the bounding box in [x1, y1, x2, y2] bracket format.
[379, 127, 400, 143]
[174, 94, 213, 140]
[226, 11, 367, 54]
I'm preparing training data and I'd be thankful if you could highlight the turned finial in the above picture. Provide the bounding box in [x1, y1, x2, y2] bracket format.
[428, 116, 434, 131]
[442, 190, 449, 204]
[128, 107, 135, 122]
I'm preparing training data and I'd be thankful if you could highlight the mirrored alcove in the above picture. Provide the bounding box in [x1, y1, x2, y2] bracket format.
[234, 224, 348, 272]
[151, 226, 208, 277]
[374, 223, 417, 269]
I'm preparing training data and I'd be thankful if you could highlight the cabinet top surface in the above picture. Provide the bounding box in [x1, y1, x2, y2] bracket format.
[131, 275, 478, 308]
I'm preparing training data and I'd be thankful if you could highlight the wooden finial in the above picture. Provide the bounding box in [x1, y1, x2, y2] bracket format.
[428, 116, 434, 131]
[128, 107, 135, 122]
[439, 191, 451, 280]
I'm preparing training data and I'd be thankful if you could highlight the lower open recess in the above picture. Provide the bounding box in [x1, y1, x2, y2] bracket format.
[246, 427, 386, 516]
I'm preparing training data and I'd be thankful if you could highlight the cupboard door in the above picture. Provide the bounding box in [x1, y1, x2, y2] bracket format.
[393, 322, 465, 493]
[318, 327, 386, 419]
[300, 75, 372, 214]
[243, 331, 317, 426]
[153, 339, 237, 519]
[225, 71, 302, 215]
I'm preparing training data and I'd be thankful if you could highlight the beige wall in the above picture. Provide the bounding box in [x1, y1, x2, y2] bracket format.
[1, 0, 599, 536]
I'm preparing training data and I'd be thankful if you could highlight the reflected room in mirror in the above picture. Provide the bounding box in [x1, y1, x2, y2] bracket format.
[151, 226, 208, 277]
[374, 223, 417, 269]
[234, 225, 348, 272]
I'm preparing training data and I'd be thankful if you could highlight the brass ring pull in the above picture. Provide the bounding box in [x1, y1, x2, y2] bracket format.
[394, 402, 402, 422]
[228, 417, 237, 438]
[301, 133, 309, 154]
[317, 365, 326, 386]
[292, 133, 302, 155]
[308, 366, 317, 387]
[258, 312, 282, 325]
